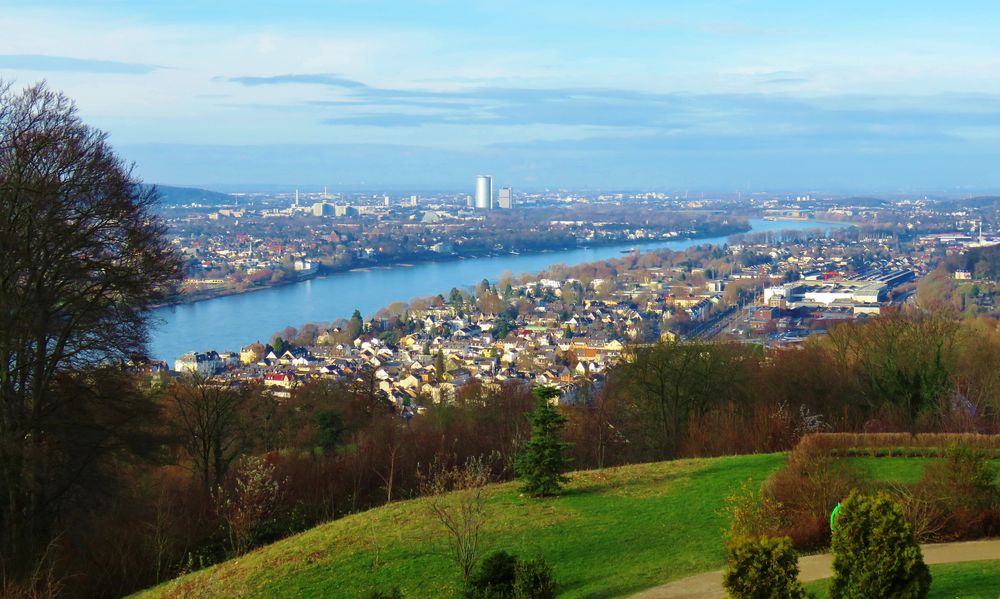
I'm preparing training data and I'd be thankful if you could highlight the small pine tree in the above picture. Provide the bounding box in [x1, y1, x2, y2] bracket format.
[515, 386, 573, 497]
[723, 536, 810, 599]
[830, 491, 931, 599]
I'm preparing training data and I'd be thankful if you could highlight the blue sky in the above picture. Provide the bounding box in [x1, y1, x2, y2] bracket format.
[2, 1, 1000, 191]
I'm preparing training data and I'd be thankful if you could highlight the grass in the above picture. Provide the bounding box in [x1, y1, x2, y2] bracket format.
[846, 457, 1000, 484]
[804, 560, 1000, 599]
[132, 453, 786, 599]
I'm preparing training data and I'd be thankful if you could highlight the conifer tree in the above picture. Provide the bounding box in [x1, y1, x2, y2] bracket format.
[436, 349, 447, 383]
[515, 386, 573, 496]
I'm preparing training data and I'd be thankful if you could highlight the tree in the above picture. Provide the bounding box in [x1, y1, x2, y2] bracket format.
[616, 340, 753, 459]
[830, 491, 931, 599]
[420, 456, 493, 582]
[214, 455, 284, 556]
[515, 386, 573, 496]
[0, 82, 181, 575]
[167, 380, 246, 490]
[347, 309, 365, 340]
[436, 349, 447, 383]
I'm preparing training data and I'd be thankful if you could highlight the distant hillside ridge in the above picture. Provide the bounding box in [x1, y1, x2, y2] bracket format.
[146, 184, 233, 206]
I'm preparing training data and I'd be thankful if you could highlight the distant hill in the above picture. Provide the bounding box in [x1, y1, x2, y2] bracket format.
[146, 184, 233, 206]
[940, 196, 1000, 209]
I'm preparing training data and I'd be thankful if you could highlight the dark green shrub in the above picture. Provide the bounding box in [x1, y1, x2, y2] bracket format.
[723, 535, 810, 599]
[466, 550, 518, 599]
[513, 557, 556, 599]
[364, 589, 403, 599]
[830, 491, 931, 599]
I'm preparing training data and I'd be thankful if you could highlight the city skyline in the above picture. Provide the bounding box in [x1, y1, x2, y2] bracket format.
[4, 1, 1000, 190]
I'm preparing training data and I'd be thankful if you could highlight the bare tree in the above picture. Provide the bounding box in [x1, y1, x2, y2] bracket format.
[166, 379, 246, 490]
[0, 81, 181, 577]
[418, 456, 493, 581]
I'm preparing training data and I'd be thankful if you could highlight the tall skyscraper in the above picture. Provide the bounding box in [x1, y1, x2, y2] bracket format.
[475, 175, 493, 209]
[498, 187, 513, 209]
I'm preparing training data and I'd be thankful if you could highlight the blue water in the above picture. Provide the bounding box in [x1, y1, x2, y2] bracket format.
[149, 219, 844, 361]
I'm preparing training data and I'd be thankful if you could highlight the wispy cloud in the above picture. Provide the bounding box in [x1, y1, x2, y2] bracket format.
[225, 73, 1000, 137]
[222, 73, 368, 89]
[0, 54, 164, 74]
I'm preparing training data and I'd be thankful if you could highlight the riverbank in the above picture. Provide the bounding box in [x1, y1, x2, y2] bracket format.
[150, 218, 845, 361]
[159, 223, 752, 308]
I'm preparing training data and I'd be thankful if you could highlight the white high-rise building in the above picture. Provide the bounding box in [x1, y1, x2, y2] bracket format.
[475, 175, 493, 209]
[498, 187, 513, 209]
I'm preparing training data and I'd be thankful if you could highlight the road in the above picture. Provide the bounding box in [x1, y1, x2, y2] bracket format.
[630, 539, 1000, 599]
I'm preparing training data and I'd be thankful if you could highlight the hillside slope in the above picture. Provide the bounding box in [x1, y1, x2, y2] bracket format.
[133, 454, 785, 599]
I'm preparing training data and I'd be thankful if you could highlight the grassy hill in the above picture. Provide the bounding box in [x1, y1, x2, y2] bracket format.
[133, 454, 785, 599]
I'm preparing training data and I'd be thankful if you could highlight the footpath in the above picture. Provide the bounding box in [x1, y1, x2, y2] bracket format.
[630, 539, 1000, 599]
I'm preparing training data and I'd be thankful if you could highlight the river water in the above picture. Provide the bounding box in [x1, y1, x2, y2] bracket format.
[149, 218, 844, 361]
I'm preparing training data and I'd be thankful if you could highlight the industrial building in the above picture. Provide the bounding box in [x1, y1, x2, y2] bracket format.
[763, 269, 914, 311]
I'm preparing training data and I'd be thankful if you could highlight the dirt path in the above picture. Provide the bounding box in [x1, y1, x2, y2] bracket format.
[629, 539, 1000, 599]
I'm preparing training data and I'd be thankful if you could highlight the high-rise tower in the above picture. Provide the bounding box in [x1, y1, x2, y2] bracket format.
[498, 187, 513, 209]
[475, 175, 493, 209]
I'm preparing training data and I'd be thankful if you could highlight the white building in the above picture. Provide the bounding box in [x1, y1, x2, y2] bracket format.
[173, 351, 223, 376]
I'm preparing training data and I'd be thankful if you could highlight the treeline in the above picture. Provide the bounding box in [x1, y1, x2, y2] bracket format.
[576, 312, 1000, 467]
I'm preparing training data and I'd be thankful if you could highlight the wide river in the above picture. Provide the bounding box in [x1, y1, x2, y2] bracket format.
[150, 218, 844, 361]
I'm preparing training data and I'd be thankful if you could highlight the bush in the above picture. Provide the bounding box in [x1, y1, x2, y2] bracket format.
[830, 491, 931, 599]
[513, 557, 556, 599]
[723, 536, 810, 599]
[466, 550, 518, 599]
[921, 445, 999, 513]
[724, 478, 784, 539]
[764, 442, 866, 550]
[364, 589, 403, 599]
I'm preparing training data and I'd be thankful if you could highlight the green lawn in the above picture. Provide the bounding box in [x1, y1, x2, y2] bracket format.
[846, 457, 1000, 484]
[132, 454, 786, 599]
[804, 560, 1000, 599]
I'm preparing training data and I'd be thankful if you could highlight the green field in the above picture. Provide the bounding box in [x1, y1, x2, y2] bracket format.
[805, 560, 1000, 598]
[133, 454, 786, 599]
[846, 457, 1000, 484]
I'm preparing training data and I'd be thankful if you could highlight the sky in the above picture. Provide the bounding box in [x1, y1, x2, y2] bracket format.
[2, 1, 1000, 192]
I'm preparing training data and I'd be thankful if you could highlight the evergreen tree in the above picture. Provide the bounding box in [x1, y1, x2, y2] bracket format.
[515, 386, 573, 496]
[436, 349, 447, 383]
[830, 491, 930, 599]
[347, 308, 364, 340]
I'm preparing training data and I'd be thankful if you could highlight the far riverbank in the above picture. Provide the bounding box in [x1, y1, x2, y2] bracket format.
[161, 222, 751, 308]
[150, 218, 847, 362]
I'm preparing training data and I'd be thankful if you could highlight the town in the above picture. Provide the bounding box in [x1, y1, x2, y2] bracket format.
[165, 189, 1000, 411]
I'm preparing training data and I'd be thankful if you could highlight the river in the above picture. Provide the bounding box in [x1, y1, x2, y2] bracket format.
[149, 218, 845, 361]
